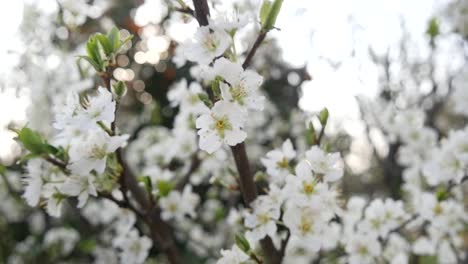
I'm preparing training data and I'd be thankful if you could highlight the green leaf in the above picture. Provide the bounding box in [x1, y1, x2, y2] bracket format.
[254, 171, 267, 182]
[436, 187, 449, 201]
[18, 153, 40, 164]
[426, 17, 439, 39]
[54, 146, 69, 163]
[116, 35, 134, 53]
[211, 77, 222, 98]
[77, 56, 101, 72]
[262, 0, 283, 31]
[156, 180, 174, 197]
[44, 144, 59, 155]
[235, 233, 250, 253]
[0, 164, 6, 174]
[17, 127, 46, 154]
[305, 121, 316, 146]
[86, 36, 99, 62]
[112, 81, 127, 98]
[260, 0, 272, 27]
[319, 107, 329, 126]
[95, 33, 112, 56]
[198, 93, 213, 108]
[418, 255, 437, 264]
[78, 239, 97, 253]
[85, 35, 104, 71]
[107, 27, 121, 52]
[138, 175, 153, 195]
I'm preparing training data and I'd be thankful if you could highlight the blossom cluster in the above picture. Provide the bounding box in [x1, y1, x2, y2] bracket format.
[22, 88, 128, 217]
[3, 0, 468, 264]
[176, 15, 265, 154]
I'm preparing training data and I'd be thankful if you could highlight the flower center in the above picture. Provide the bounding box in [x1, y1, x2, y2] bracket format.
[257, 213, 271, 225]
[230, 84, 247, 104]
[276, 157, 289, 169]
[212, 116, 232, 138]
[168, 203, 178, 213]
[371, 219, 381, 229]
[130, 241, 142, 253]
[299, 219, 312, 235]
[358, 245, 369, 256]
[203, 35, 219, 52]
[189, 94, 199, 104]
[90, 145, 107, 159]
[302, 182, 315, 195]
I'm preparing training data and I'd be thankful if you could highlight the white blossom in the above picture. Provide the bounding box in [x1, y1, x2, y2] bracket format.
[244, 195, 280, 242]
[305, 146, 343, 182]
[261, 138, 296, 184]
[160, 185, 199, 221]
[184, 25, 231, 65]
[114, 229, 152, 264]
[68, 131, 129, 176]
[213, 58, 265, 111]
[196, 101, 247, 153]
[216, 245, 250, 264]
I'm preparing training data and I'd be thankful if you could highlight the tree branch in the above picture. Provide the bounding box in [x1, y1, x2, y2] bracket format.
[191, 2, 281, 262]
[100, 70, 182, 264]
[192, 0, 210, 26]
[242, 31, 267, 70]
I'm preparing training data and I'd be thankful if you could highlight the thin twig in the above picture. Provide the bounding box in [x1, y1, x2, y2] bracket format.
[174, 7, 194, 16]
[242, 31, 267, 70]
[100, 66, 183, 264]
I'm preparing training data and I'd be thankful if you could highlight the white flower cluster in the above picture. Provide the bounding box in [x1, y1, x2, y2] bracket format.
[358, 94, 468, 263]
[22, 87, 129, 217]
[218, 143, 345, 263]
[175, 17, 265, 154]
[83, 199, 153, 264]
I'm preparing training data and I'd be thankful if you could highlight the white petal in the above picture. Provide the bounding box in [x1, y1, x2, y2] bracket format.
[224, 129, 247, 146]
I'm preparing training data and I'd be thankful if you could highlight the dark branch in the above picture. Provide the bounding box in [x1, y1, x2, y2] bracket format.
[242, 31, 267, 70]
[174, 7, 195, 16]
[192, 0, 210, 26]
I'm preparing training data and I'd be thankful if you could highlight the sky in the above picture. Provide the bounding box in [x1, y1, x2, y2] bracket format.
[0, 0, 449, 162]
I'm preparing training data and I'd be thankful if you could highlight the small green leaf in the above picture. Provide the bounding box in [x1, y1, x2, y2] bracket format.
[54, 146, 69, 163]
[235, 233, 250, 253]
[436, 187, 449, 201]
[112, 81, 127, 98]
[262, 0, 283, 31]
[418, 255, 437, 264]
[260, 0, 272, 27]
[44, 144, 59, 155]
[306, 121, 316, 146]
[18, 153, 40, 164]
[254, 171, 266, 182]
[77, 56, 101, 72]
[78, 239, 97, 253]
[211, 77, 222, 98]
[86, 35, 104, 71]
[319, 107, 329, 126]
[214, 207, 226, 221]
[0, 164, 6, 175]
[86, 36, 100, 62]
[426, 17, 439, 39]
[156, 180, 174, 197]
[137, 176, 153, 196]
[17, 127, 46, 154]
[95, 34, 112, 56]
[198, 93, 213, 108]
[116, 35, 134, 54]
[107, 27, 121, 52]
